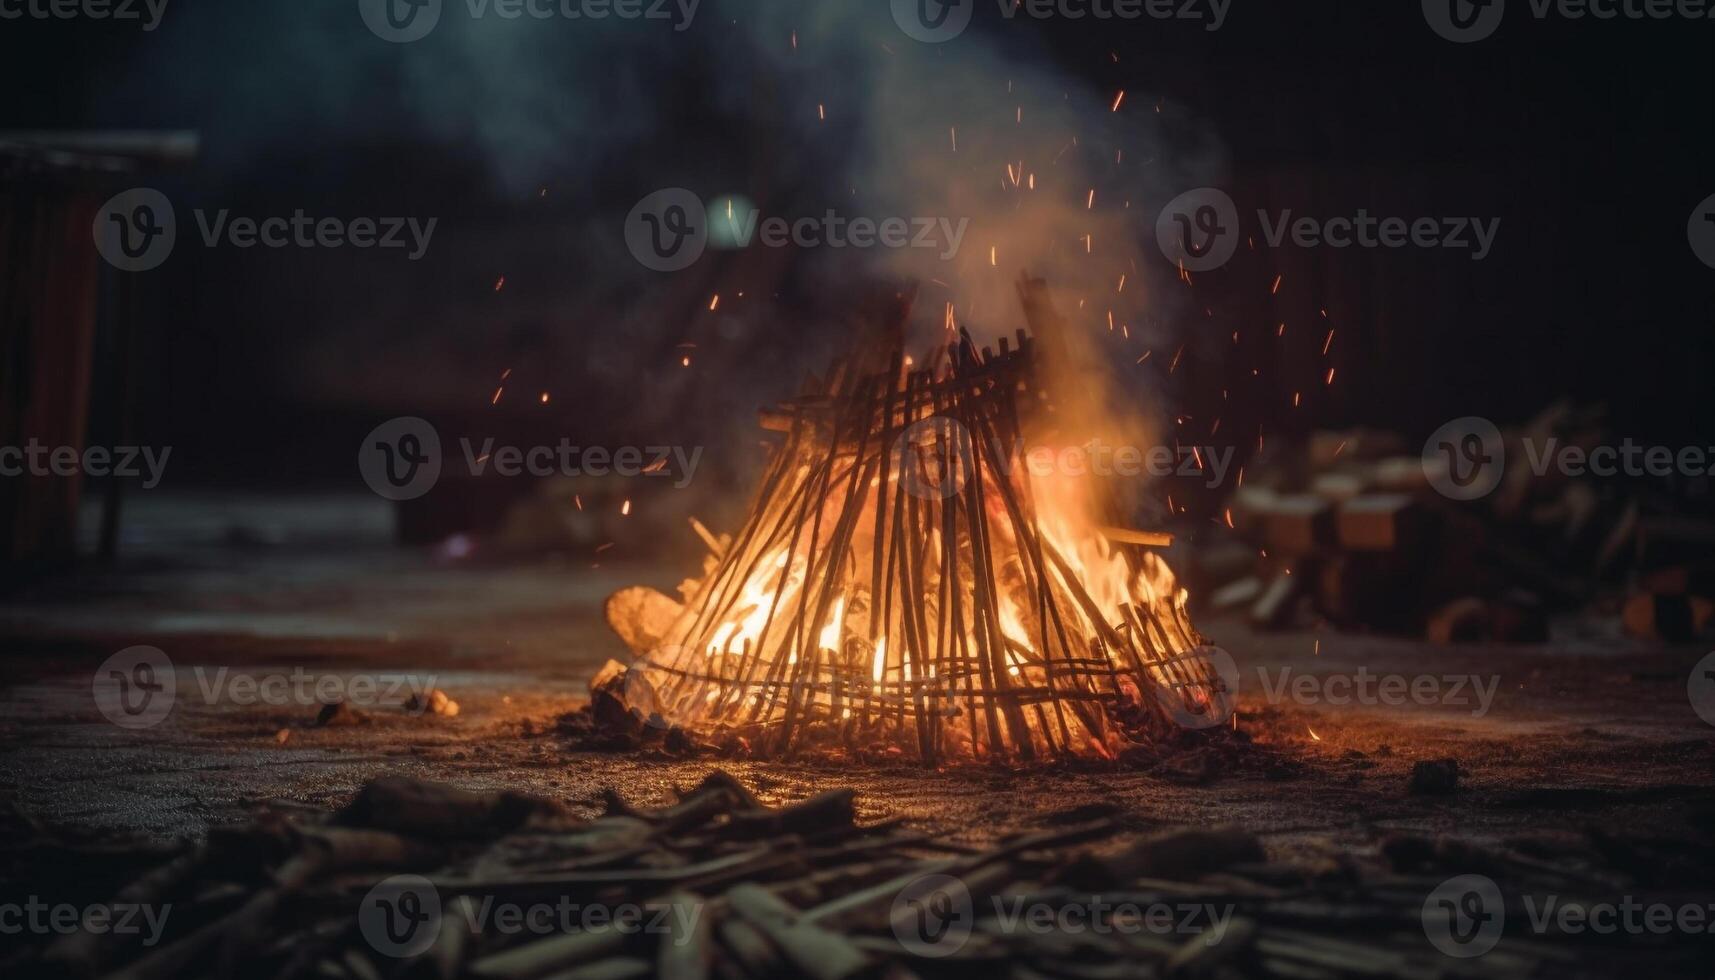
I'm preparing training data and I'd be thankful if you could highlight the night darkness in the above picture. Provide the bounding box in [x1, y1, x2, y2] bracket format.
[6, 2, 1712, 488]
[4, 4, 1715, 978]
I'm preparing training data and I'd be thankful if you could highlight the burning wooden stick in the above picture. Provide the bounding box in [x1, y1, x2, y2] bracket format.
[609, 285, 1227, 762]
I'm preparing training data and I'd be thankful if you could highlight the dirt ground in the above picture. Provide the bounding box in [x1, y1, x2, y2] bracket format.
[2, 493, 1711, 856]
[3, 494, 1714, 978]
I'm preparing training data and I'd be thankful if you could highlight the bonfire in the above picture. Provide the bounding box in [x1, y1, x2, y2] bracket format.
[606, 278, 1233, 762]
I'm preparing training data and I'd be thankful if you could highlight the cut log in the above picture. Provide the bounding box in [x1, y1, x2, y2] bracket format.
[1427, 597, 1489, 645]
[726, 885, 875, 980]
[656, 892, 713, 980]
[1263, 496, 1335, 556]
[1622, 592, 1714, 642]
[1335, 494, 1430, 554]
[604, 586, 686, 655]
[1097, 526, 1174, 548]
[337, 778, 567, 838]
[1096, 827, 1265, 883]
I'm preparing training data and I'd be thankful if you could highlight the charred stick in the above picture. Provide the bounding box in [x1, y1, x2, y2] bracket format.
[654, 891, 713, 980]
[725, 884, 876, 980]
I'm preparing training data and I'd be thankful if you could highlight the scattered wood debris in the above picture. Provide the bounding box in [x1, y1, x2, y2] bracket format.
[315, 701, 369, 728]
[1409, 758, 1461, 796]
[407, 689, 462, 718]
[8, 773, 1708, 978]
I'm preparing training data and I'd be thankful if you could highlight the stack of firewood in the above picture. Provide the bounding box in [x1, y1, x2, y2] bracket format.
[1186, 404, 1714, 643]
[19, 771, 1713, 978]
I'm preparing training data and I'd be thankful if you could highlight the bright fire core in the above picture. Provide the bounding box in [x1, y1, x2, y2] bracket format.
[628, 327, 1231, 762]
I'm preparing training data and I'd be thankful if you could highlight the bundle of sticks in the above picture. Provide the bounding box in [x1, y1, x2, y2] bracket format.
[20, 771, 1691, 980]
[615, 281, 1230, 764]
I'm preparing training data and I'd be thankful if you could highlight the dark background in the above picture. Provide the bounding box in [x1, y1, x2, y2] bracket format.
[2, 0, 1711, 503]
